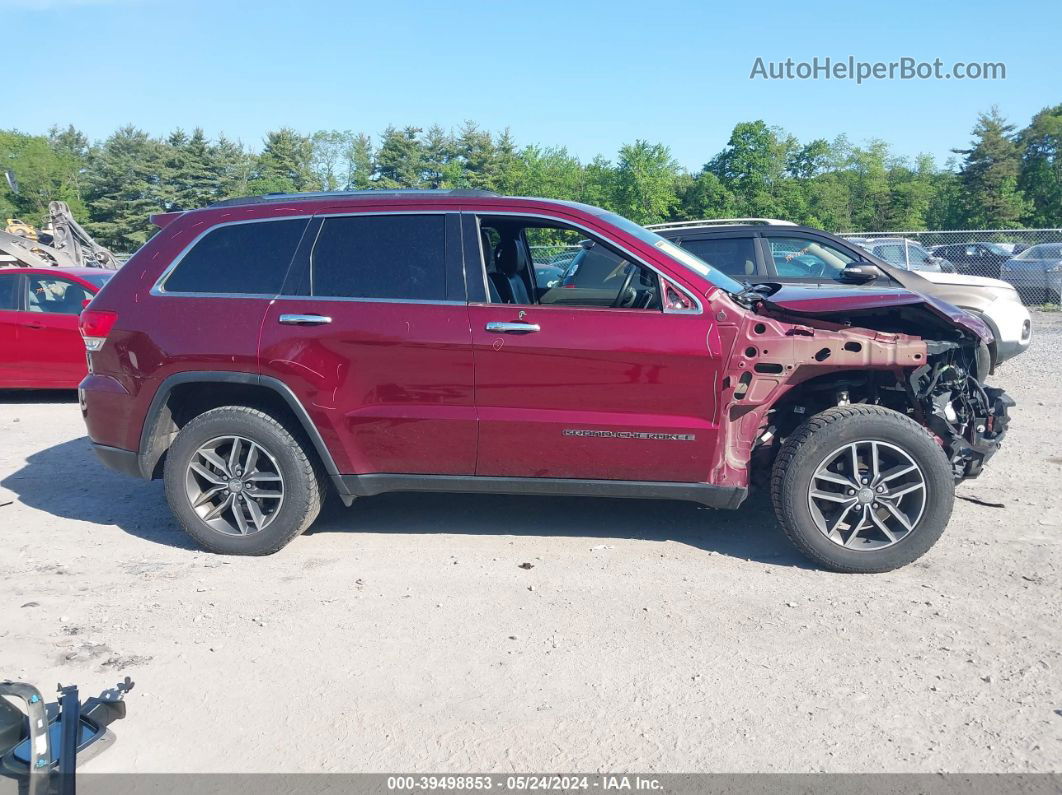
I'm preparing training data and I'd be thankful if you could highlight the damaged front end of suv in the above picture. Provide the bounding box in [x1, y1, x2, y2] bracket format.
[709, 283, 1014, 488]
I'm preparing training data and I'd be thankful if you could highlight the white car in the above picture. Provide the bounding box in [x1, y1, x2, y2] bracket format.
[902, 269, 1032, 365]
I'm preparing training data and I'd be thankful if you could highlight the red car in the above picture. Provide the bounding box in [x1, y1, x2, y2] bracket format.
[0, 267, 114, 389]
[79, 191, 1012, 572]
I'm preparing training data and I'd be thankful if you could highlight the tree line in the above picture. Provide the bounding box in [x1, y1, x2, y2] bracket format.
[1, 104, 1059, 252]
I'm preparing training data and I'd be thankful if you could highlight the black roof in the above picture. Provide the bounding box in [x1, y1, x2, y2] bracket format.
[208, 188, 498, 208]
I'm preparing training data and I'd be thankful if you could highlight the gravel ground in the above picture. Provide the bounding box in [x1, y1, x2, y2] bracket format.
[1, 312, 1060, 773]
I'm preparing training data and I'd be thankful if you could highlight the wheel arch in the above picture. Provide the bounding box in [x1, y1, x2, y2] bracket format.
[137, 372, 345, 494]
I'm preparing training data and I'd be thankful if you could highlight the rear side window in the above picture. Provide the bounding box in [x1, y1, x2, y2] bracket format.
[162, 219, 308, 295]
[311, 215, 446, 300]
[680, 237, 758, 276]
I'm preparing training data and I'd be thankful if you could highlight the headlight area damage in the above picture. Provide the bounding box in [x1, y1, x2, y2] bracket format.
[707, 285, 1014, 488]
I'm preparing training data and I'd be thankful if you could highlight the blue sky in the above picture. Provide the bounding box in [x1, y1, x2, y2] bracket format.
[5, 0, 1058, 171]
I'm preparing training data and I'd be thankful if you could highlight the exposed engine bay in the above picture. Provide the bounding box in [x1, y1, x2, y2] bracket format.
[706, 284, 1014, 487]
[907, 341, 1013, 479]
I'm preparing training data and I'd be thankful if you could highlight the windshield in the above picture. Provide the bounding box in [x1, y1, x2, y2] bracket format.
[982, 243, 1010, 256]
[1015, 244, 1062, 260]
[599, 212, 745, 294]
[81, 272, 115, 288]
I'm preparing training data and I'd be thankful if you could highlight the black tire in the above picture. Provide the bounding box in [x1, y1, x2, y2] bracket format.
[770, 405, 954, 573]
[163, 406, 324, 555]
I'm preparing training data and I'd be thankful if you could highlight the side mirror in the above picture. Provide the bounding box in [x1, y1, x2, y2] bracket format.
[839, 263, 881, 284]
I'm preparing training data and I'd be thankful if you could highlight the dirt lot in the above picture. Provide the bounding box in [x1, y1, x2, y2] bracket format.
[1, 312, 1060, 774]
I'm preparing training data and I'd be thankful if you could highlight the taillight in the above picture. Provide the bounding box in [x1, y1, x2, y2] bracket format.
[79, 309, 117, 351]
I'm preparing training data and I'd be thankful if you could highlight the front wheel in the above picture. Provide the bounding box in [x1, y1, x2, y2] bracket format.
[163, 406, 324, 555]
[770, 405, 955, 573]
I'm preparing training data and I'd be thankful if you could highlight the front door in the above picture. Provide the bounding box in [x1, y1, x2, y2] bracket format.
[466, 213, 722, 484]
[259, 211, 477, 476]
[0, 272, 24, 387]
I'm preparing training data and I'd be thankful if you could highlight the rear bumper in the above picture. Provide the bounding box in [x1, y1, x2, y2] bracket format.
[91, 443, 143, 478]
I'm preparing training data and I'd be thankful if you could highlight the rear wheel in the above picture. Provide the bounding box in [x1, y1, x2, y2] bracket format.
[164, 406, 323, 555]
[770, 405, 954, 573]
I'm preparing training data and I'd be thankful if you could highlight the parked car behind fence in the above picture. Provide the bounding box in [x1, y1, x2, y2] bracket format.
[844, 229, 1062, 305]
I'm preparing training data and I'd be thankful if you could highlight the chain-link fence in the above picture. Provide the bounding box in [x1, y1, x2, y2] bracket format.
[841, 229, 1062, 306]
[541, 229, 1062, 306]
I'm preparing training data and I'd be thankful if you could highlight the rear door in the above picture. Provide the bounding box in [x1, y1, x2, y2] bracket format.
[260, 211, 477, 476]
[0, 271, 24, 386]
[466, 212, 723, 484]
[18, 273, 95, 387]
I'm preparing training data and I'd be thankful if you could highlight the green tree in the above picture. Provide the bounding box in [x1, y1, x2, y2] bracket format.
[953, 107, 1029, 228]
[611, 140, 680, 224]
[345, 133, 374, 190]
[0, 129, 88, 224]
[511, 145, 584, 199]
[375, 126, 425, 189]
[310, 130, 355, 191]
[251, 128, 314, 194]
[679, 170, 737, 220]
[707, 121, 793, 217]
[581, 154, 616, 209]
[213, 134, 252, 199]
[1017, 103, 1062, 227]
[453, 121, 498, 190]
[422, 125, 457, 188]
[83, 126, 171, 250]
[924, 164, 965, 229]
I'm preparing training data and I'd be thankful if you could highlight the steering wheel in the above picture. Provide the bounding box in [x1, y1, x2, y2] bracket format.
[611, 265, 637, 308]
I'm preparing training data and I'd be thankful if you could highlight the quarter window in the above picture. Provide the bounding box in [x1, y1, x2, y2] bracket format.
[163, 219, 308, 295]
[311, 215, 446, 300]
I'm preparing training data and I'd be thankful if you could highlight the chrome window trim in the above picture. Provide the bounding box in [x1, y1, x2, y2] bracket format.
[466, 210, 703, 315]
[150, 215, 310, 298]
[272, 295, 466, 306]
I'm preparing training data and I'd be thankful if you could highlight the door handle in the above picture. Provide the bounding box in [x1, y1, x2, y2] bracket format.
[485, 321, 541, 334]
[278, 314, 332, 326]
[25, 321, 44, 329]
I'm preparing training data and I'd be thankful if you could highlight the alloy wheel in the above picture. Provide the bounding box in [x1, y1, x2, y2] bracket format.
[184, 435, 285, 535]
[807, 440, 927, 550]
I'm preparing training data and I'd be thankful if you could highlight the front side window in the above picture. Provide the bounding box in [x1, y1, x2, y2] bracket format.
[679, 237, 758, 277]
[597, 212, 744, 294]
[27, 276, 93, 315]
[480, 218, 661, 310]
[311, 214, 446, 300]
[767, 236, 857, 279]
[163, 218, 308, 295]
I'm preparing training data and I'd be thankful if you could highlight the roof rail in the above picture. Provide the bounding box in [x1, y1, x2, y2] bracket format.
[646, 218, 798, 231]
[208, 188, 499, 209]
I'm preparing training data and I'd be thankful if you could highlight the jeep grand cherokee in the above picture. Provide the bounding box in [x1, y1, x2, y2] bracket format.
[79, 191, 1013, 572]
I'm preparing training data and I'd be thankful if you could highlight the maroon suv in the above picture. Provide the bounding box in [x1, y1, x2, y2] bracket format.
[79, 191, 1012, 572]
